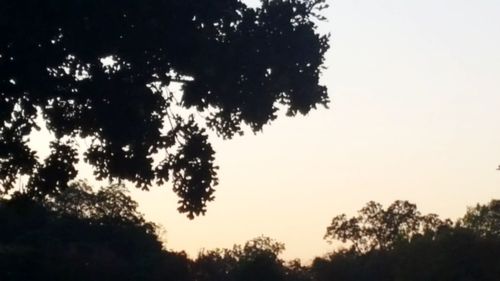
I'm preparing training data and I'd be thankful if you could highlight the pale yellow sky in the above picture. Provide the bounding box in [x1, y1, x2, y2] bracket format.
[30, 0, 500, 262]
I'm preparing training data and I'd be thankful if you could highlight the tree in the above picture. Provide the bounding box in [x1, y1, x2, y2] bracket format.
[0, 182, 189, 281]
[0, 0, 330, 218]
[233, 236, 286, 281]
[42, 181, 153, 227]
[324, 200, 452, 252]
[391, 227, 500, 281]
[316, 200, 500, 281]
[193, 236, 287, 281]
[460, 199, 500, 238]
[314, 227, 500, 281]
[193, 248, 238, 281]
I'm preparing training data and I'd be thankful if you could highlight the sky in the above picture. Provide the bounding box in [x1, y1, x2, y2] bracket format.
[127, 0, 500, 262]
[30, 0, 500, 262]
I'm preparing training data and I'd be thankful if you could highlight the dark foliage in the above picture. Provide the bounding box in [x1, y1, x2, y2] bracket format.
[324, 200, 452, 252]
[313, 228, 500, 281]
[315, 200, 500, 281]
[192, 236, 288, 281]
[460, 199, 500, 238]
[0, 182, 190, 281]
[0, 0, 329, 218]
[1, 195, 500, 281]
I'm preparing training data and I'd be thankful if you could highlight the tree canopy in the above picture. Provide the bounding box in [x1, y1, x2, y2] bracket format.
[1, 194, 500, 281]
[324, 200, 452, 252]
[0, 0, 329, 218]
[460, 199, 500, 238]
[0, 182, 187, 281]
[194, 236, 287, 281]
[314, 200, 500, 281]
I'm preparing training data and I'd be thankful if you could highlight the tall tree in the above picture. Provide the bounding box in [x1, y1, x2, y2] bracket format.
[193, 236, 287, 281]
[324, 200, 451, 252]
[0, 182, 189, 281]
[0, 0, 329, 218]
[460, 199, 500, 238]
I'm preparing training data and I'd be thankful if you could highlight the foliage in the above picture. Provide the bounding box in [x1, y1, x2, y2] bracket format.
[324, 200, 452, 252]
[193, 236, 287, 281]
[0, 0, 329, 218]
[460, 199, 500, 238]
[193, 248, 238, 281]
[315, 199, 500, 281]
[0, 182, 189, 281]
[42, 181, 150, 227]
[1, 195, 500, 281]
[313, 227, 500, 281]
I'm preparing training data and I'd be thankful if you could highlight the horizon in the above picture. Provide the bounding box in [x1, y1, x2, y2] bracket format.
[22, 0, 500, 263]
[128, 0, 500, 262]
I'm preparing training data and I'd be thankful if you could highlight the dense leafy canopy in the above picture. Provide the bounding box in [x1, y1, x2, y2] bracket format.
[194, 236, 288, 281]
[0, 183, 188, 281]
[324, 200, 452, 252]
[1, 194, 499, 281]
[460, 199, 500, 238]
[43, 181, 153, 226]
[314, 200, 500, 281]
[0, 0, 329, 218]
[313, 228, 500, 281]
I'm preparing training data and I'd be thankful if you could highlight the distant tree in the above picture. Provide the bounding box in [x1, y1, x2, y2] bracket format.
[460, 199, 500, 238]
[390, 227, 500, 281]
[0, 182, 188, 281]
[0, 0, 330, 218]
[43, 181, 151, 226]
[316, 199, 500, 281]
[193, 248, 238, 281]
[233, 236, 286, 281]
[324, 200, 452, 252]
[285, 259, 314, 281]
[193, 236, 288, 281]
[314, 227, 500, 281]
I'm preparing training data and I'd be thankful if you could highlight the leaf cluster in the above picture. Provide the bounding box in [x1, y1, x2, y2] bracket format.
[324, 200, 452, 252]
[0, 0, 329, 217]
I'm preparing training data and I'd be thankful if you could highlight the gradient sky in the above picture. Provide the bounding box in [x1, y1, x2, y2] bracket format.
[127, 0, 500, 262]
[30, 0, 500, 262]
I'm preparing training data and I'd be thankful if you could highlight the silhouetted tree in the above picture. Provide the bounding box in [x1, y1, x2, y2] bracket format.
[193, 248, 240, 281]
[0, 0, 329, 218]
[460, 199, 500, 238]
[233, 236, 286, 281]
[193, 236, 288, 281]
[312, 249, 394, 281]
[391, 227, 500, 281]
[316, 200, 500, 281]
[285, 259, 314, 281]
[314, 228, 500, 281]
[0, 182, 189, 281]
[43, 181, 151, 226]
[324, 200, 452, 252]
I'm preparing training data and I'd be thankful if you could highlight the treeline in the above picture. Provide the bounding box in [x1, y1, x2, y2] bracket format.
[0, 182, 499, 281]
[315, 200, 500, 281]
